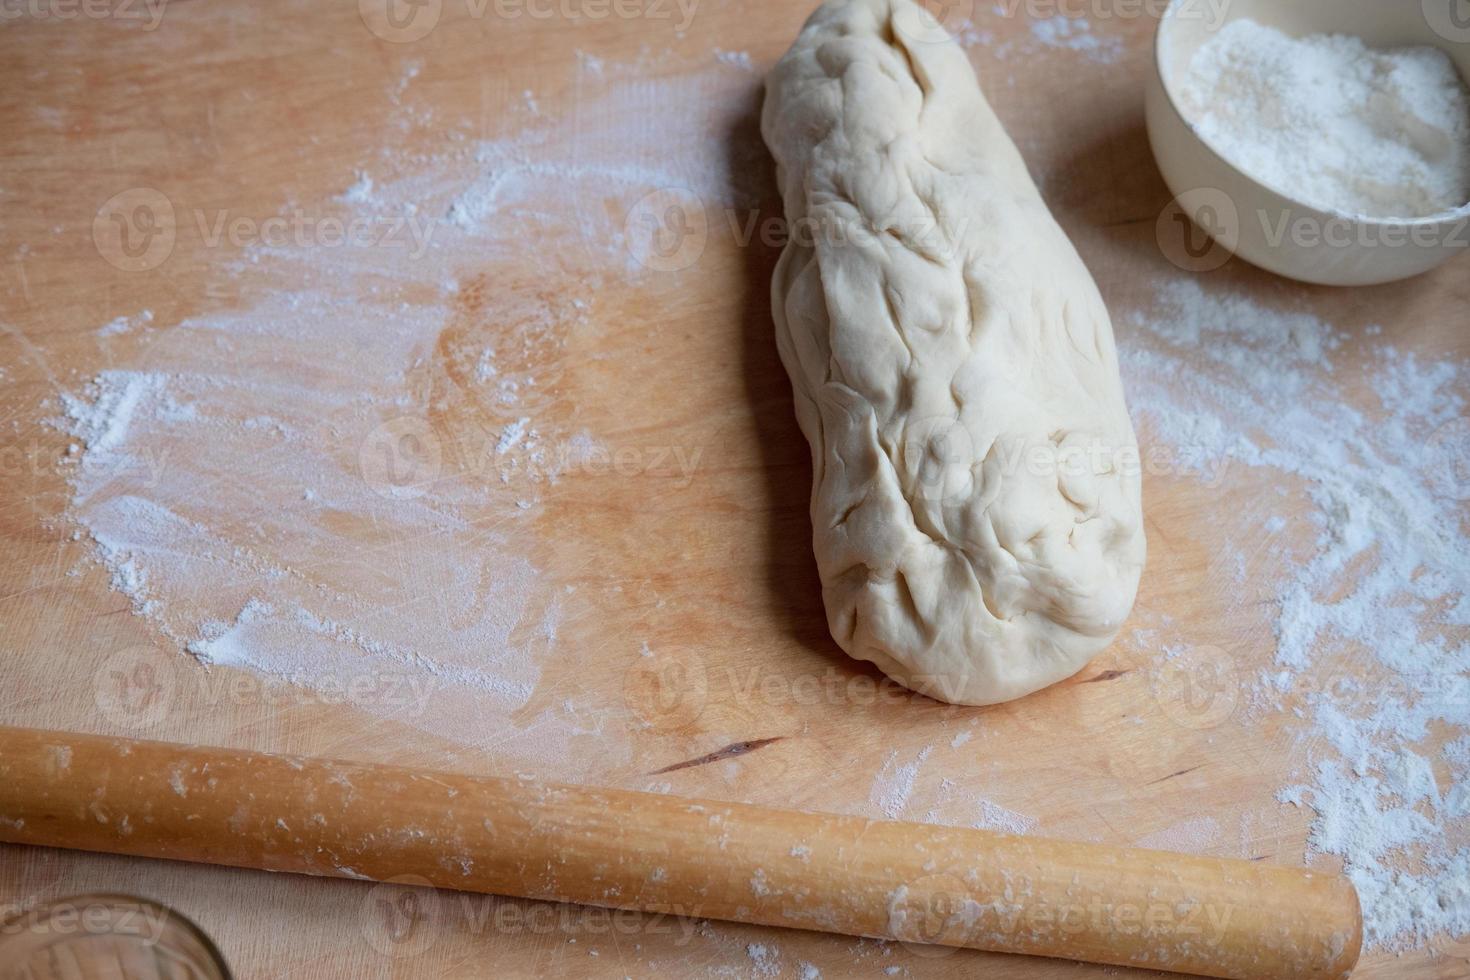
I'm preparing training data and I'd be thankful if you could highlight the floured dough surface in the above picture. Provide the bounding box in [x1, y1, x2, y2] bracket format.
[762, 0, 1145, 705]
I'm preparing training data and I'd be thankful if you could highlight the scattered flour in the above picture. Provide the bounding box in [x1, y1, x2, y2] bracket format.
[49, 51, 756, 777]
[1028, 15, 1122, 65]
[97, 309, 153, 337]
[958, 12, 1122, 65]
[973, 798, 1036, 836]
[495, 417, 531, 455]
[920, 776, 1037, 836]
[61, 372, 166, 456]
[744, 942, 780, 977]
[339, 171, 375, 205]
[714, 48, 754, 72]
[1132, 816, 1221, 854]
[1177, 19, 1470, 217]
[869, 746, 932, 819]
[1122, 278, 1469, 949]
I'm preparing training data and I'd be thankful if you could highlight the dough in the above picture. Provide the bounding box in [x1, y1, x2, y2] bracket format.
[762, 0, 1146, 705]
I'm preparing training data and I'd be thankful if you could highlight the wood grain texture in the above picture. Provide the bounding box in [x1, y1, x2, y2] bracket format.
[0, 0, 1465, 978]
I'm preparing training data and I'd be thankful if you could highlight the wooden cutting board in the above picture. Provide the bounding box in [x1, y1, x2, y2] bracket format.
[0, 1, 1464, 977]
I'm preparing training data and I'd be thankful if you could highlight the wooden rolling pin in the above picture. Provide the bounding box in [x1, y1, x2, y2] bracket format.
[0, 726, 1359, 978]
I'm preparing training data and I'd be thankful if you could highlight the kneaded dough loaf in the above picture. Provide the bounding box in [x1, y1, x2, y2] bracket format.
[762, 0, 1146, 705]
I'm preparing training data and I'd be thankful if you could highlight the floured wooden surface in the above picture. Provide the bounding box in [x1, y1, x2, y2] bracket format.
[0, 2, 1465, 977]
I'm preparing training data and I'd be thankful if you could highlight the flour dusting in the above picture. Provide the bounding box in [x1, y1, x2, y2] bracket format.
[49, 52, 753, 775]
[1028, 15, 1122, 64]
[1122, 279, 1469, 949]
[869, 746, 932, 819]
[1133, 816, 1220, 854]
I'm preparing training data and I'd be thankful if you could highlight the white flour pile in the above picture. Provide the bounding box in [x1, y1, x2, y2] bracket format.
[1122, 279, 1468, 949]
[1177, 19, 1470, 217]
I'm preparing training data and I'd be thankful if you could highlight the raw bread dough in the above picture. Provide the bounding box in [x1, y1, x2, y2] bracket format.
[762, 0, 1146, 705]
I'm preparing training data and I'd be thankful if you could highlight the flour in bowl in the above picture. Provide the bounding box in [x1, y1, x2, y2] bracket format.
[1176, 18, 1470, 218]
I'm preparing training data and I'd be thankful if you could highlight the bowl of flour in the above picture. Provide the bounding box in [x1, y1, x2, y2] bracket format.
[1146, 0, 1470, 285]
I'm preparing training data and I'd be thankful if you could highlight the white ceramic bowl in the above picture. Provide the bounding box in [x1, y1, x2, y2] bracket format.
[1146, 0, 1470, 286]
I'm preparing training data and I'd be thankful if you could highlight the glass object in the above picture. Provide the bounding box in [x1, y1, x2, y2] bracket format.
[0, 893, 230, 980]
